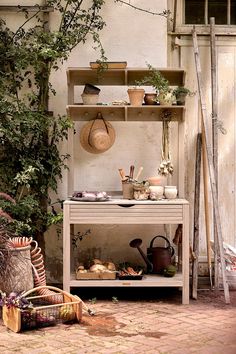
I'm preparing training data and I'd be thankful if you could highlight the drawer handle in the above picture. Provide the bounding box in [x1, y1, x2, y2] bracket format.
[117, 204, 135, 208]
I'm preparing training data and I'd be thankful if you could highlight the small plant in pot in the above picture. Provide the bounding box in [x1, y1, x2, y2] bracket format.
[135, 64, 173, 105]
[172, 86, 194, 105]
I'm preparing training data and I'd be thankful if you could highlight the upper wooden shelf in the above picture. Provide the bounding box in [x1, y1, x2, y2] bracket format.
[67, 67, 185, 86]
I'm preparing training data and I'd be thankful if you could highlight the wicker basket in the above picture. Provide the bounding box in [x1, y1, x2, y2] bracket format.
[2, 285, 82, 332]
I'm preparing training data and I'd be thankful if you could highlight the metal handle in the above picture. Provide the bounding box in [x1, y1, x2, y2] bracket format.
[149, 235, 175, 256]
[117, 204, 135, 208]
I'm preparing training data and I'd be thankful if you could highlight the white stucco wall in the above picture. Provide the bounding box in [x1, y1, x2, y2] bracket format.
[50, 0, 168, 193]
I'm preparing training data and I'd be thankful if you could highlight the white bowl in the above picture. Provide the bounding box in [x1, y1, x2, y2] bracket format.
[164, 186, 177, 199]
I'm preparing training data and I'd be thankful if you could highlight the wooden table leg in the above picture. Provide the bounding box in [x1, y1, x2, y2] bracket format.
[182, 204, 190, 304]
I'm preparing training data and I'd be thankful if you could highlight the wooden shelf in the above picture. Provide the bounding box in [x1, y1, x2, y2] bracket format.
[67, 104, 185, 121]
[70, 273, 183, 288]
[67, 67, 185, 86]
[64, 67, 189, 303]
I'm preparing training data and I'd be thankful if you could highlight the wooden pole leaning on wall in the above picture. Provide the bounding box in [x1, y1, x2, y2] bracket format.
[210, 17, 220, 291]
[192, 28, 230, 304]
[192, 133, 202, 299]
[202, 128, 213, 290]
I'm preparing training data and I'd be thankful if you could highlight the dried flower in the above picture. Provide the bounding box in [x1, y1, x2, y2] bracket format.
[158, 111, 174, 177]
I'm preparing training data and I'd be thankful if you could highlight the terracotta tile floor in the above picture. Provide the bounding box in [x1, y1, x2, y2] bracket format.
[0, 288, 236, 354]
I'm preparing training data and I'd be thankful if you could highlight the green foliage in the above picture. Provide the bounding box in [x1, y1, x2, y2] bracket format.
[172, 86, 194, 97]
[0, 220, 15, 276]
[0, 1, 106, 240]
[89, 297, 97, 304]
[111, 296, 119, 304]
[135, 64, 170, 94]
[72, 230, 91, 249]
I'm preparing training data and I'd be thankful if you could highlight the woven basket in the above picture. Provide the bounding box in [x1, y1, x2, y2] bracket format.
[2, 285, 82, 332]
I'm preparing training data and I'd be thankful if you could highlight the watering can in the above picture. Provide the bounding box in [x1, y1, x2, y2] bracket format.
[129, 235, 175, 274]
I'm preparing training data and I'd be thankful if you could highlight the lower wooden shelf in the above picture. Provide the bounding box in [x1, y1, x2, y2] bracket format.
[67, 104, 185, 121]
[69, 273, 183, 287]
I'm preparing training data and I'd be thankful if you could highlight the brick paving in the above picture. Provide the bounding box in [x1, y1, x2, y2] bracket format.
[0, 289, 236, 354]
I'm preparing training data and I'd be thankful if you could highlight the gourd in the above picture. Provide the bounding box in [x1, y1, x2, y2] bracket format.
[163, 265, 176, 277]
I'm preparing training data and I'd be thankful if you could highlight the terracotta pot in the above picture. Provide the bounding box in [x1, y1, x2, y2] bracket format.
[127, 88, 145, 106]
[144, 93, 157, 105]
[147, 176, 162, 186]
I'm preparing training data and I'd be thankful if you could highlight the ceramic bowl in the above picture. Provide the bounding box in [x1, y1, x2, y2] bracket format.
[164, 186, 178, 199]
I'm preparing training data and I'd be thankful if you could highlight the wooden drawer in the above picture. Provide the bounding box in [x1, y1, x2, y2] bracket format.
[68, 204, 183, 224]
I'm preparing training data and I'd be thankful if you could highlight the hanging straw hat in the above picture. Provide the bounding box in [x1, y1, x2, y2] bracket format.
[80, 113, 116, 154]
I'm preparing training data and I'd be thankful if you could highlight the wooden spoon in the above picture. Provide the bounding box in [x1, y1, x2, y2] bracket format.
[134, 166, 143, 181]
[118, 168, 127, 181]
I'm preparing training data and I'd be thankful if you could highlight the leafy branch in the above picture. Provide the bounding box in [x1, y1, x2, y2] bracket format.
[0, 1, 106, 245]
[115, 0, 171, 18]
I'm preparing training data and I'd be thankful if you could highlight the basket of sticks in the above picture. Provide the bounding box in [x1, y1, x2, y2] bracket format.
[2, 285, 82, 332]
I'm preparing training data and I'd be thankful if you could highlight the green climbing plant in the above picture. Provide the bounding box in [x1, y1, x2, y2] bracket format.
[0, 1, 171, 248]
[0, 1, 106, 246]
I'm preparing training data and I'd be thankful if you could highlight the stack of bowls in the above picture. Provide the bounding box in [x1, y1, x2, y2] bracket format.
[147, 176, 164, 200]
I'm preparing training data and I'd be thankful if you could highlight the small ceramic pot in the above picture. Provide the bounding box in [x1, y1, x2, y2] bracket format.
[81, 93, 99, 105]
[175, 92, 187, 106]
[164, 186, 178, 199]
[144, 93, 157, 105]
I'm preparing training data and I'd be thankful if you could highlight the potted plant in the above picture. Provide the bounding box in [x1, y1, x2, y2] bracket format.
[135, 64, 173, 105]
[172, 86, 194, 105]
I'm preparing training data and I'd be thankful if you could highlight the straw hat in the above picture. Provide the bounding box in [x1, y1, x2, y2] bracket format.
[80, 113, 116, 154]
